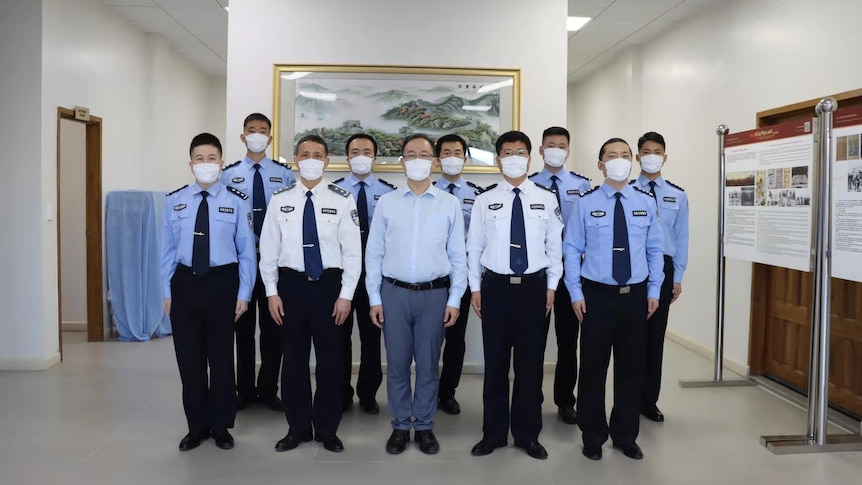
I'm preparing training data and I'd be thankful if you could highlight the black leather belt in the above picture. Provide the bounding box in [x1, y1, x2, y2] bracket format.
[582, 278, 646, 295]
[176, 263, 237, 277]
[484, 269, 546, 285]
[279, 267, 342, 281]
[384, 276, 450, 291]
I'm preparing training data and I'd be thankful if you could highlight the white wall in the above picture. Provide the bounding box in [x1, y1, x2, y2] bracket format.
[567, 0, 862, 370]
[59, 119, 88, 327]
[227, 0, 569, 365]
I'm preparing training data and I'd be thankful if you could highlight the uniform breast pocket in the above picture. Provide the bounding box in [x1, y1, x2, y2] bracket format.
[527, 210, 549, 232]
[425, 214, 451, 245]
[317, 213, 340, 240]
[586, 217, 612, 246]
[659, 202, 678, 224]
[483, 210, 508, 237]
[170, 211, 191, 240]
[627, 218, 650, 246]
[215, 212, 237, 245]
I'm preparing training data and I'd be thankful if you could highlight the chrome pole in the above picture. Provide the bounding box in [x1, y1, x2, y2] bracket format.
[714, 125, 729, 381]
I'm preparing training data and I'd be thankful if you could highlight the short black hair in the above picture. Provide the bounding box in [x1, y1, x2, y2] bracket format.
[295, 134, 329, 156]
[345, 133, 378, 157]
[401, 133, 435, 156]
[542, 126, 570, 143]
[435, 133, 468, 156]
[189, 133, 222, 157]
[495, 130, 531, 155]
[244, 113, 272, 130]
[638, 131, 666, 151]
[599, 137, 631, 160]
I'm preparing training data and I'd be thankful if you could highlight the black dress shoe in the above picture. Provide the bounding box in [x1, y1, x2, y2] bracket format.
[178, 430, 210, 451]
[315, 434, 344, 452]
[514, 441, 548, 460]
[557, 406, 578, 425]
[470, 437, 507, 456]
[359, 399, 380, 415]
[414, 430, 440, 455]
[582, 445, 602, 461]
[212, 429, 234, 450]
[275, 433, 312, 452]
[613, 442, 644, 460]
[641, 405, 665, 422]
[386, 429, 410, 454]
[438, 396, 461, 415]
[262, 396, 283, 412]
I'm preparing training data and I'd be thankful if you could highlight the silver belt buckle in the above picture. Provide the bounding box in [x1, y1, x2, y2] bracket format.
[509, 276, 522, 285]
[619, 286, 631, 295]
[408, 283, 422, 291]
[307, 276, 314, 282]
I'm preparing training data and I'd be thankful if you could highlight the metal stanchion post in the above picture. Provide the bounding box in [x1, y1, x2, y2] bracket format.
[680, 125, 755, 388]
[760, 98, 862, 454]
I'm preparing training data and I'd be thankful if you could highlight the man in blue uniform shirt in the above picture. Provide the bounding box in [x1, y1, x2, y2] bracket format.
[528, 126, 591, 425]
[220, 113, 294, 412]
[333, 134, 396, 415]
[564, 137, 664, 461]
[433, 133, 483, 416]
[631, 131, 689, 423]
[366, 134, 467, 455]
[160, 133, 257, 451]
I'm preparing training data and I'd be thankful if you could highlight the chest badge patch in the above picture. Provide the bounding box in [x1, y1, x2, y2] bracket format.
[374, 194, 382, 200]
[530, 204, 545, 210]
[590, 210, 606, 218]
[351, 209, 359, 226]
[463, 198, 475, 205]
[270, 177, 283, 183]
[219, 207, 234, 214]
[173, 204, 187, 211]
[489, 203, 503, 210]
[663, 197, 676, 203]
[231, 177, 245, 184]
[280, 205, 294, 213]
[632, 210, 648, 217]
[321, 208, 338, 215]
[567, 189, 579, 195]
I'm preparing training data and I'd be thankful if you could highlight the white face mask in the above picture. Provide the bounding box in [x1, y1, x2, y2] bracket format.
[500, 155, 529, 179]
[440, 157, 465, 176]
[245, 133, 269, 154]
[349, 155, 373, 175]
[404, 158, 432, 181]
[298, 158, 325, 181]
[639, 154, 664, 174]
[192, 162, 221, 184]
[543, 147, 568, 168]
[602, 157, 632, 182]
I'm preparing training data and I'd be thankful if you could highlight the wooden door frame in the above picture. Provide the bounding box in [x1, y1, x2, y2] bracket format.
[749, 88, 862, 375]
[56, 107, 104, 356]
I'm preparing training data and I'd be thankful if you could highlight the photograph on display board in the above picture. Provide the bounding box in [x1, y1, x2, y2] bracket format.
[726, 171, 755, 186]
[848, 162, 862, 193]
[783, 169, 792, 189]
[848, 134, 861, 160]
[795, 189, 811, 207]
[837, 135, 848, 161]
[791, 166, 808, 188]
[728, 189, 741, 206]
[740, 186, 755, 206]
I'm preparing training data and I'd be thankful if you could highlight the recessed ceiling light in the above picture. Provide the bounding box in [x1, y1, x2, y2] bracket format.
[567, 16, 591, 32]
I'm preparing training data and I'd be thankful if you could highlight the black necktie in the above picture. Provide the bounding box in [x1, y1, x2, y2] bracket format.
[550, 175, 561, 209]
[510, 188, 528, 275]
[648, 180, 657, 206]
[447, 183, 456, 195]
[252, 163, 265, 237]
[612, 193, 631, 285]
[303, 191, 324, 280]
[357, 181, 369, 246]
[192, 191, 210, 276]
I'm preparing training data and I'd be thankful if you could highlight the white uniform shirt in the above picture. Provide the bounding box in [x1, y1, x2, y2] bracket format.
[258, 178, 362, 300]
[466, 179, 564, 292]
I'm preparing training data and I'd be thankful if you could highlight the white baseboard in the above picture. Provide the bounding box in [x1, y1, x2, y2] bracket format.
[0, 352, 62, 371]
[665, 330, 749, 377]
[62, 321, 87, 332]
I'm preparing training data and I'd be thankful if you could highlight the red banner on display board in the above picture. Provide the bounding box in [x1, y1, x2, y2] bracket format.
[725, 119, 814, 148]
[833, 104, 862, 129]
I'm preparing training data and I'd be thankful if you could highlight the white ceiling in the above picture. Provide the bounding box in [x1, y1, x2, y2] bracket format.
[100, 0, 717, 81]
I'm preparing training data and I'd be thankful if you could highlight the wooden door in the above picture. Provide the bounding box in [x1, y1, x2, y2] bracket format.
[749, 89, 862, 418]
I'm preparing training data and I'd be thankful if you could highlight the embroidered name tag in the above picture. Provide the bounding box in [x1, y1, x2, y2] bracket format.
[530, 204, 545, 210]
[219, 207, 234, 214]
[567, 189, 579, 195]
[590, 210, 606, 217]
[173, 204, 187, 211]
[632, 210, 648, 217]
[321, 208, 338, 215]
[374, 194, 382, 200]
[489, 203, 503, 210]
[231, 177, 245, 184]
[269, 177, 283, 183]
[280, 205, 294, 213]
[463, 198, 475, 205]
[663, 197, 676, 203]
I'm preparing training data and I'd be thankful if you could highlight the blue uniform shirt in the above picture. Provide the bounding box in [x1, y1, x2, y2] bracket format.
[333, 174, 397, 226]
[529, 168, 591, 226]
[220, 156, 295, 241]
[631, 175, 689, 283]
[160, 182, 257, 301]
[364, 185, 468, 308]
[563, 182, 665, 301]
[433, 177, 483, 234]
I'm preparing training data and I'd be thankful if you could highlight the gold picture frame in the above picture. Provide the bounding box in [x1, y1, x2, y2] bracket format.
[272, 64, 521, 173]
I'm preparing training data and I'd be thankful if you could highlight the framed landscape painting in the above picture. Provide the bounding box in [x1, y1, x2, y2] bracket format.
[272, 65, 521, 172]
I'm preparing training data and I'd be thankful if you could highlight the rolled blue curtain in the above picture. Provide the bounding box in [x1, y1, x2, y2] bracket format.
[105, 190, 172, 341]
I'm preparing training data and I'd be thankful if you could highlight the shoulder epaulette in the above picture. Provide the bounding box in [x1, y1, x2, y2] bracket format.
[633, 186, 655, 198]
[534, 182, 555, 193]
[166, 184, 187, 196]
[479, 183, 498, 194]
[528, 172, 539, 178]
[667, 180, 685, 192]
[628, 180, 636, 185]
[279, 161, 292, 171]
[227, 186, 249, 200]
[272, 180, 296, 196]
[329, 183, 350, 198]
[223, 160, 241, 171]
[333, 177, 345, 184]
[580, 185, 600, 197]
[569, 170, 590, 181]
[466, 180, 484, 193]
[379, 178, 397, 190]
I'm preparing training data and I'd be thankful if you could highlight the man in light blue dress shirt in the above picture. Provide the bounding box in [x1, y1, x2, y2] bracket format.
[365, 134, 467, 456]
[631, 131, 689, 423]
[220, 113, 295, 411]
[563, 137, 664, 462]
